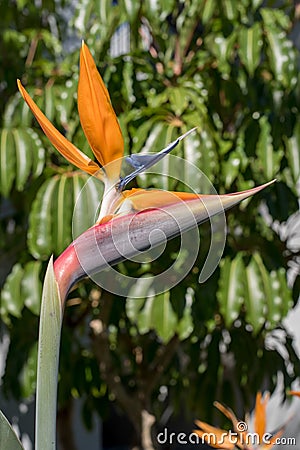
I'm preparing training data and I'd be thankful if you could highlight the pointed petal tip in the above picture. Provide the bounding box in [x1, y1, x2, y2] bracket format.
[178, 127, 198, 141]
[17, 79, 25, 98]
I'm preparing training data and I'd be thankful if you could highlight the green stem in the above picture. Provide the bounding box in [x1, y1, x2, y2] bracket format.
[35, 256, 63, 450]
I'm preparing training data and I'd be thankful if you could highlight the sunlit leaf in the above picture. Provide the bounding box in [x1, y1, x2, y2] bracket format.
[1, 264, 24, 318]
[217, 254, 245, 327]
[238, 23, 263, 77]
[28, 173, 103, 259]
[255, 116, 283, 180]
[0, 127, 45, 196]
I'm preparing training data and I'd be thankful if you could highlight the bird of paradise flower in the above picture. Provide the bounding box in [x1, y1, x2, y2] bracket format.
[194, 392, 286, 449]
[18, 42, 274, 302]
[17, 42, 275, 450]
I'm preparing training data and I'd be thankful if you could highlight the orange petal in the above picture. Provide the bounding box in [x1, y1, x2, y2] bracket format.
[17, 80, 100, 176]
[194, 421, 236, 449]
[78, 42, 124, 181]
[214, 401, 247, 442]
[289, 391, 300, 397]
[119, 181, 275, 213]
[254, 391, 269, 439]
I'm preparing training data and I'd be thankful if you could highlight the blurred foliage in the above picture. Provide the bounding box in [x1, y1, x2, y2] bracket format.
[1, 0, 300, 448]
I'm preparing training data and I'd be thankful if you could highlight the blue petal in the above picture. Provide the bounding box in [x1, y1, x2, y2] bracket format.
[118, 127, 197, 191]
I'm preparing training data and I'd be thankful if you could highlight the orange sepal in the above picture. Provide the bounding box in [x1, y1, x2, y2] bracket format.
[214, 401, 247, 443]
[194, 420, 237, 450]
[17, 80, 100, 176]
[254, 392, 269, 440]
[121, 188, 199, 211]
[78, 43, 124, 181]
[289, 391, 300, 397]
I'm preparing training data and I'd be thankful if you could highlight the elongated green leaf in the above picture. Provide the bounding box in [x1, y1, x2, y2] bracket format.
[244, 256, 266, 334]
[36, 256, 62, 450]
[0, 410, 24, 450]
[0, 127, 45, 196]
[22, 261, 42, 315]
[72, 173, 103, 237]
[28, 129, 45, 177]
[285, 123, 300, 185]
[176, 290, 194, 340]
[0, 129, 16, 197]
[151, 291, 178, 342]
[126, 280, 178, 342]
[13, 128, 32, 191]
[267, 267, 293, 327]
[261, 8, 296, 88]
[169, 87, 189, 116]
[222, 0, 237, 20]
[255, 116, 283, 180]
[135, 122, 170, 189]
[206, 32, 236, 74]
[202, 0, 215, 24]
[20, 343, 38, 398]
[183, 127, 218, 189]
[28, 173, 103, 258]
[238, 23, 263, 77]
[28, 176, 59, 259]
[217, 255, 245, 327]
[1, 264, 24, 318]
[44, 85, 55, 121]
[52, 175, 74, 255]
[1, 261, 42, 323]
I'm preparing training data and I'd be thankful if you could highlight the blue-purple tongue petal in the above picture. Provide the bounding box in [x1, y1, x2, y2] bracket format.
[118, 127, 197, 190]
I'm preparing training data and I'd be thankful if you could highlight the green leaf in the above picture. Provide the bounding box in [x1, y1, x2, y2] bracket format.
[238, 23, 263, 77]
[126, 280, 178, 342]
[28, 176, 59, 259]
[12, 129, 32, 191]
[0, 410, 24, 450]
[134, 122, 174, 190]
[285, 122, 300, 185]
[0, 129, 16, 197]
[217, 254, 245, 327]
[183, 127, 218, 190]
[176, 289, 194, 340]
[28, 173, 103, 258]
[0, 261, 42, 321]
[22, 261, 42, 315]
[221, 0, 237, 20]
[267, 267, 293, 328]
[0, 127, 45, 196]
[244, 256, 267, 334]
[1, 264, 24, 318]
[72, 173, 103, 238]
[169, 87, 189, 116]
[20, 343, 38, 398]
[52, 175, 74, 255]
[152, 291, 178, 342]
[262, 9, 296, 88]
[206, 32, 236, 74]
[44, 85, 55, 122]
[255, 116, 282, 180]
[202, 0, 216, 24]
